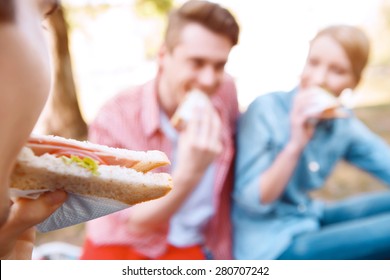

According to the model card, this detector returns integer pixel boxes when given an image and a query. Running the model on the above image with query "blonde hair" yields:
[312,25,370,84]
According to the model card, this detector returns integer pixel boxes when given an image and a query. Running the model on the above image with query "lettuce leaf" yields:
[61,155,100,176]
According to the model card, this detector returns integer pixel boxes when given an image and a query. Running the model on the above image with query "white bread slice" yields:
[11,147,172,205]
[171,89,211,130]
[305,87,349,119]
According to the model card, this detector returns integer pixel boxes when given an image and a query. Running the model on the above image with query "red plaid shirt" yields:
[85,76,239,259]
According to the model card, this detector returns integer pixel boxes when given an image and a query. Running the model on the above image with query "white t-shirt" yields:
[160,112,216,247]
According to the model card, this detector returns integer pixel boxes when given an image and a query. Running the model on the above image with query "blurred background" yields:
[34,0,390,255]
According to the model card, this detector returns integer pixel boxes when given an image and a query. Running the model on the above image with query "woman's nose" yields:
[311,68,327,88]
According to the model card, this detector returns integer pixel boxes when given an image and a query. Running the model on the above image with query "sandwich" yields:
[10,134,173,205]
[171,88,211,130]
[305,87,350,119]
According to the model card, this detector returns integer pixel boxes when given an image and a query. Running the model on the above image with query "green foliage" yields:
[135,0,174,18]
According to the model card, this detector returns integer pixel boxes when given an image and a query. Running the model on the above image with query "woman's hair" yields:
[164,0,239,52]
[312,25,370,84]
[0,0,15,23]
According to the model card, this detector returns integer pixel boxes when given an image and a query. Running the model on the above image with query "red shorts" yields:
[80,239,206,260]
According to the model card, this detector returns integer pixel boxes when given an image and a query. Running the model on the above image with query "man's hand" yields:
[0,190,67,260]
[125,105,222,233]
[175,104,222,179]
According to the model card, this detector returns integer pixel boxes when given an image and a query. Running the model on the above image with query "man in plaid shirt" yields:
[80,0,240,260]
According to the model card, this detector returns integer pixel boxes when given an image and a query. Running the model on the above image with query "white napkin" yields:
[10,188,130,232]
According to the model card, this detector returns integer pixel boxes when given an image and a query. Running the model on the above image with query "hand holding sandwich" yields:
[290,86,349,151]
[126,94,222,234]
[172,88,222,177]
[176,103,222,178]
[0,191,67,260]
[289,88,319,151]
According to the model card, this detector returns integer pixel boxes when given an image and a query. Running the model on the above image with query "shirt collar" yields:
[160,110,178,143]
[285,86,299,111]
[142,79,162,137]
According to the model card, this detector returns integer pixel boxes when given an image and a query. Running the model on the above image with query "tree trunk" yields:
[41,6,87,141]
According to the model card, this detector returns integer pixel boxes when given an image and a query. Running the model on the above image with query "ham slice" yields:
[26,135,166,171]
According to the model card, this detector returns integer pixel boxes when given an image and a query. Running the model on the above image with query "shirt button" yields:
[297,204,307,213]
[309,161,320,172]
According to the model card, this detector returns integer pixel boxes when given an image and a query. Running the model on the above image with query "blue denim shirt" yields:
[232,88,390,259]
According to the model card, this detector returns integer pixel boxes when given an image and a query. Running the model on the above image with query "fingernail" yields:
[44,191,67,205]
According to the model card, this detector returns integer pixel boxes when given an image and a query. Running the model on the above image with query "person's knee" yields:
[278,240,313,260]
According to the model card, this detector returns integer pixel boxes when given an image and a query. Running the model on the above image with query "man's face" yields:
[159,23,233,111]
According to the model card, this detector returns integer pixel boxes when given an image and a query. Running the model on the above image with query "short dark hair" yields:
[0,0,15,23]
[165,0,239,51]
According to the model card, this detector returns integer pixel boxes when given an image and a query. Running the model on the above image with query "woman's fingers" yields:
[3,191,67,238]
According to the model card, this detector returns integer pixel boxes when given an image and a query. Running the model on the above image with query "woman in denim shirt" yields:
[233,25,390,259]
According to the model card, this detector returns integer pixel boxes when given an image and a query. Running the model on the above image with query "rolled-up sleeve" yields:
[345,118,390,185]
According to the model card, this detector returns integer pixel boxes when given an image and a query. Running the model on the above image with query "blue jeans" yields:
[278,191,390,260]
